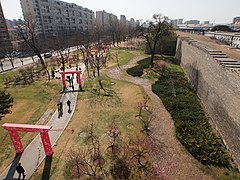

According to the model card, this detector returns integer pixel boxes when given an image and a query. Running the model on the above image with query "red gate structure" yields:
[2,123,53,156]
[59,70,82,90]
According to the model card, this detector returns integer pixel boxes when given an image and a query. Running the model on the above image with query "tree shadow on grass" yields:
[89,88,121,108]
[41,155,52,180]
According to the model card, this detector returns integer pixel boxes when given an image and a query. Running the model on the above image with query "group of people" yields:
[57,100,71,118]
[67,75,75,91]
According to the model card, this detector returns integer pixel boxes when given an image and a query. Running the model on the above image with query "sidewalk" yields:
[0,64,85,180]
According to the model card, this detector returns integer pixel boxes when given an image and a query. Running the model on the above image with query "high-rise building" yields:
[120,15,127,26]
[96,10,118,30]
[171,18,183,27]
[0,2,11,49]
[177,19,183,25]
[233,17,240,24]
[20,0,94,37]
[184,20,200,25]
[96,10,110,29]
[204,21,210,24]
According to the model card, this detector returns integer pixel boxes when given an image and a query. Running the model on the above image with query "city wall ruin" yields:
[176,37,240,168]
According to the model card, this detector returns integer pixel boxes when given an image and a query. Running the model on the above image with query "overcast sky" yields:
[1,0,240,24]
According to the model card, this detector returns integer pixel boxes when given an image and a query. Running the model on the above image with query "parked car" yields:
[44,52,52,58]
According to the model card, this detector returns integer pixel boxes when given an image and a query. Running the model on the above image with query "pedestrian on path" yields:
[16,163,26,180]
[57,102,63,118]
[0,61,3,71]
[67,100,71,113]
[70,77,73,87]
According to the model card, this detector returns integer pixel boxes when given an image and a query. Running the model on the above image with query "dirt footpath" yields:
[105,51,212,179]
[177,31,240,62]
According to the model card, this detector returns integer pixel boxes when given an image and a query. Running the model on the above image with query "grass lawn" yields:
[0,69,62,172]
[31,75,152,179]
[108,49,134,67]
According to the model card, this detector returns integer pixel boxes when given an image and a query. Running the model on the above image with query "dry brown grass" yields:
[31,77,152,179]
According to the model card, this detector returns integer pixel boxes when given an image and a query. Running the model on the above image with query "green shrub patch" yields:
[127,57,150,76]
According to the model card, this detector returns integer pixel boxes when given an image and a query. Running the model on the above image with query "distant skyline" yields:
[1,0,240,24]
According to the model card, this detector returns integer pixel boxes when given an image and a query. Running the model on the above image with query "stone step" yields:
[212,54,228,58]
[209,52,227,56]
[215,58,238,62]
[223,64,240,68]
[227,68,240,71]
[207,49,222,53]
[216,60,238,63]
[220,62,240,65]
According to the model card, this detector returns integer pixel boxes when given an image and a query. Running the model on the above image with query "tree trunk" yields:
[85,59,90,78]
[150,52,154,68]
[97,66,104,89]
[10,61,14,68]
[60,52,65,72]
[36,52,50,81]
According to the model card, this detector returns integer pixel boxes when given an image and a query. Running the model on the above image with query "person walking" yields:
[57,102,63,118]
[0,61,3,71]
[16,163,26,180]
[67,100,71,113]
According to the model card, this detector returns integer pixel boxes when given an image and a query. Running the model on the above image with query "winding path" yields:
[105,51,212,179]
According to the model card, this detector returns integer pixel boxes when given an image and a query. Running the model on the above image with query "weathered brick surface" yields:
[176,37,240,168]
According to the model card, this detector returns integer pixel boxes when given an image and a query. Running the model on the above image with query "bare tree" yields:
[109,18,118,46]
[17,14,50,80]
[47,32,72,72]
[4,48,15,69]
[140,14,173,68]
[66,124,106,179]
[93,20,105,45]
[89,46,110,90]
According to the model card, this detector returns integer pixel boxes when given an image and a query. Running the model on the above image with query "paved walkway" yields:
[0,64,85,180]
[105,51,212,179]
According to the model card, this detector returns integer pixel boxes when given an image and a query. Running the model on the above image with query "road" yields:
[0,46,79,73]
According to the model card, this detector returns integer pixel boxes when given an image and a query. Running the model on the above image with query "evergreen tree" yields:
[0,90,13,120]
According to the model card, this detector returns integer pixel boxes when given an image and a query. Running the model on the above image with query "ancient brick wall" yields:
[176,37,240,168]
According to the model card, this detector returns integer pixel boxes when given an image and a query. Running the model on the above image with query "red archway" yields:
[2,123,53,156]
[59,70,82,90]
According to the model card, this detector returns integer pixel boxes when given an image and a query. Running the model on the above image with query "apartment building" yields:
[233,17,240,24]
[20,0,94,36]
[96,10,118,30]
[120,15,127,26]
[96,10,110,29]
[0,2,11,49]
